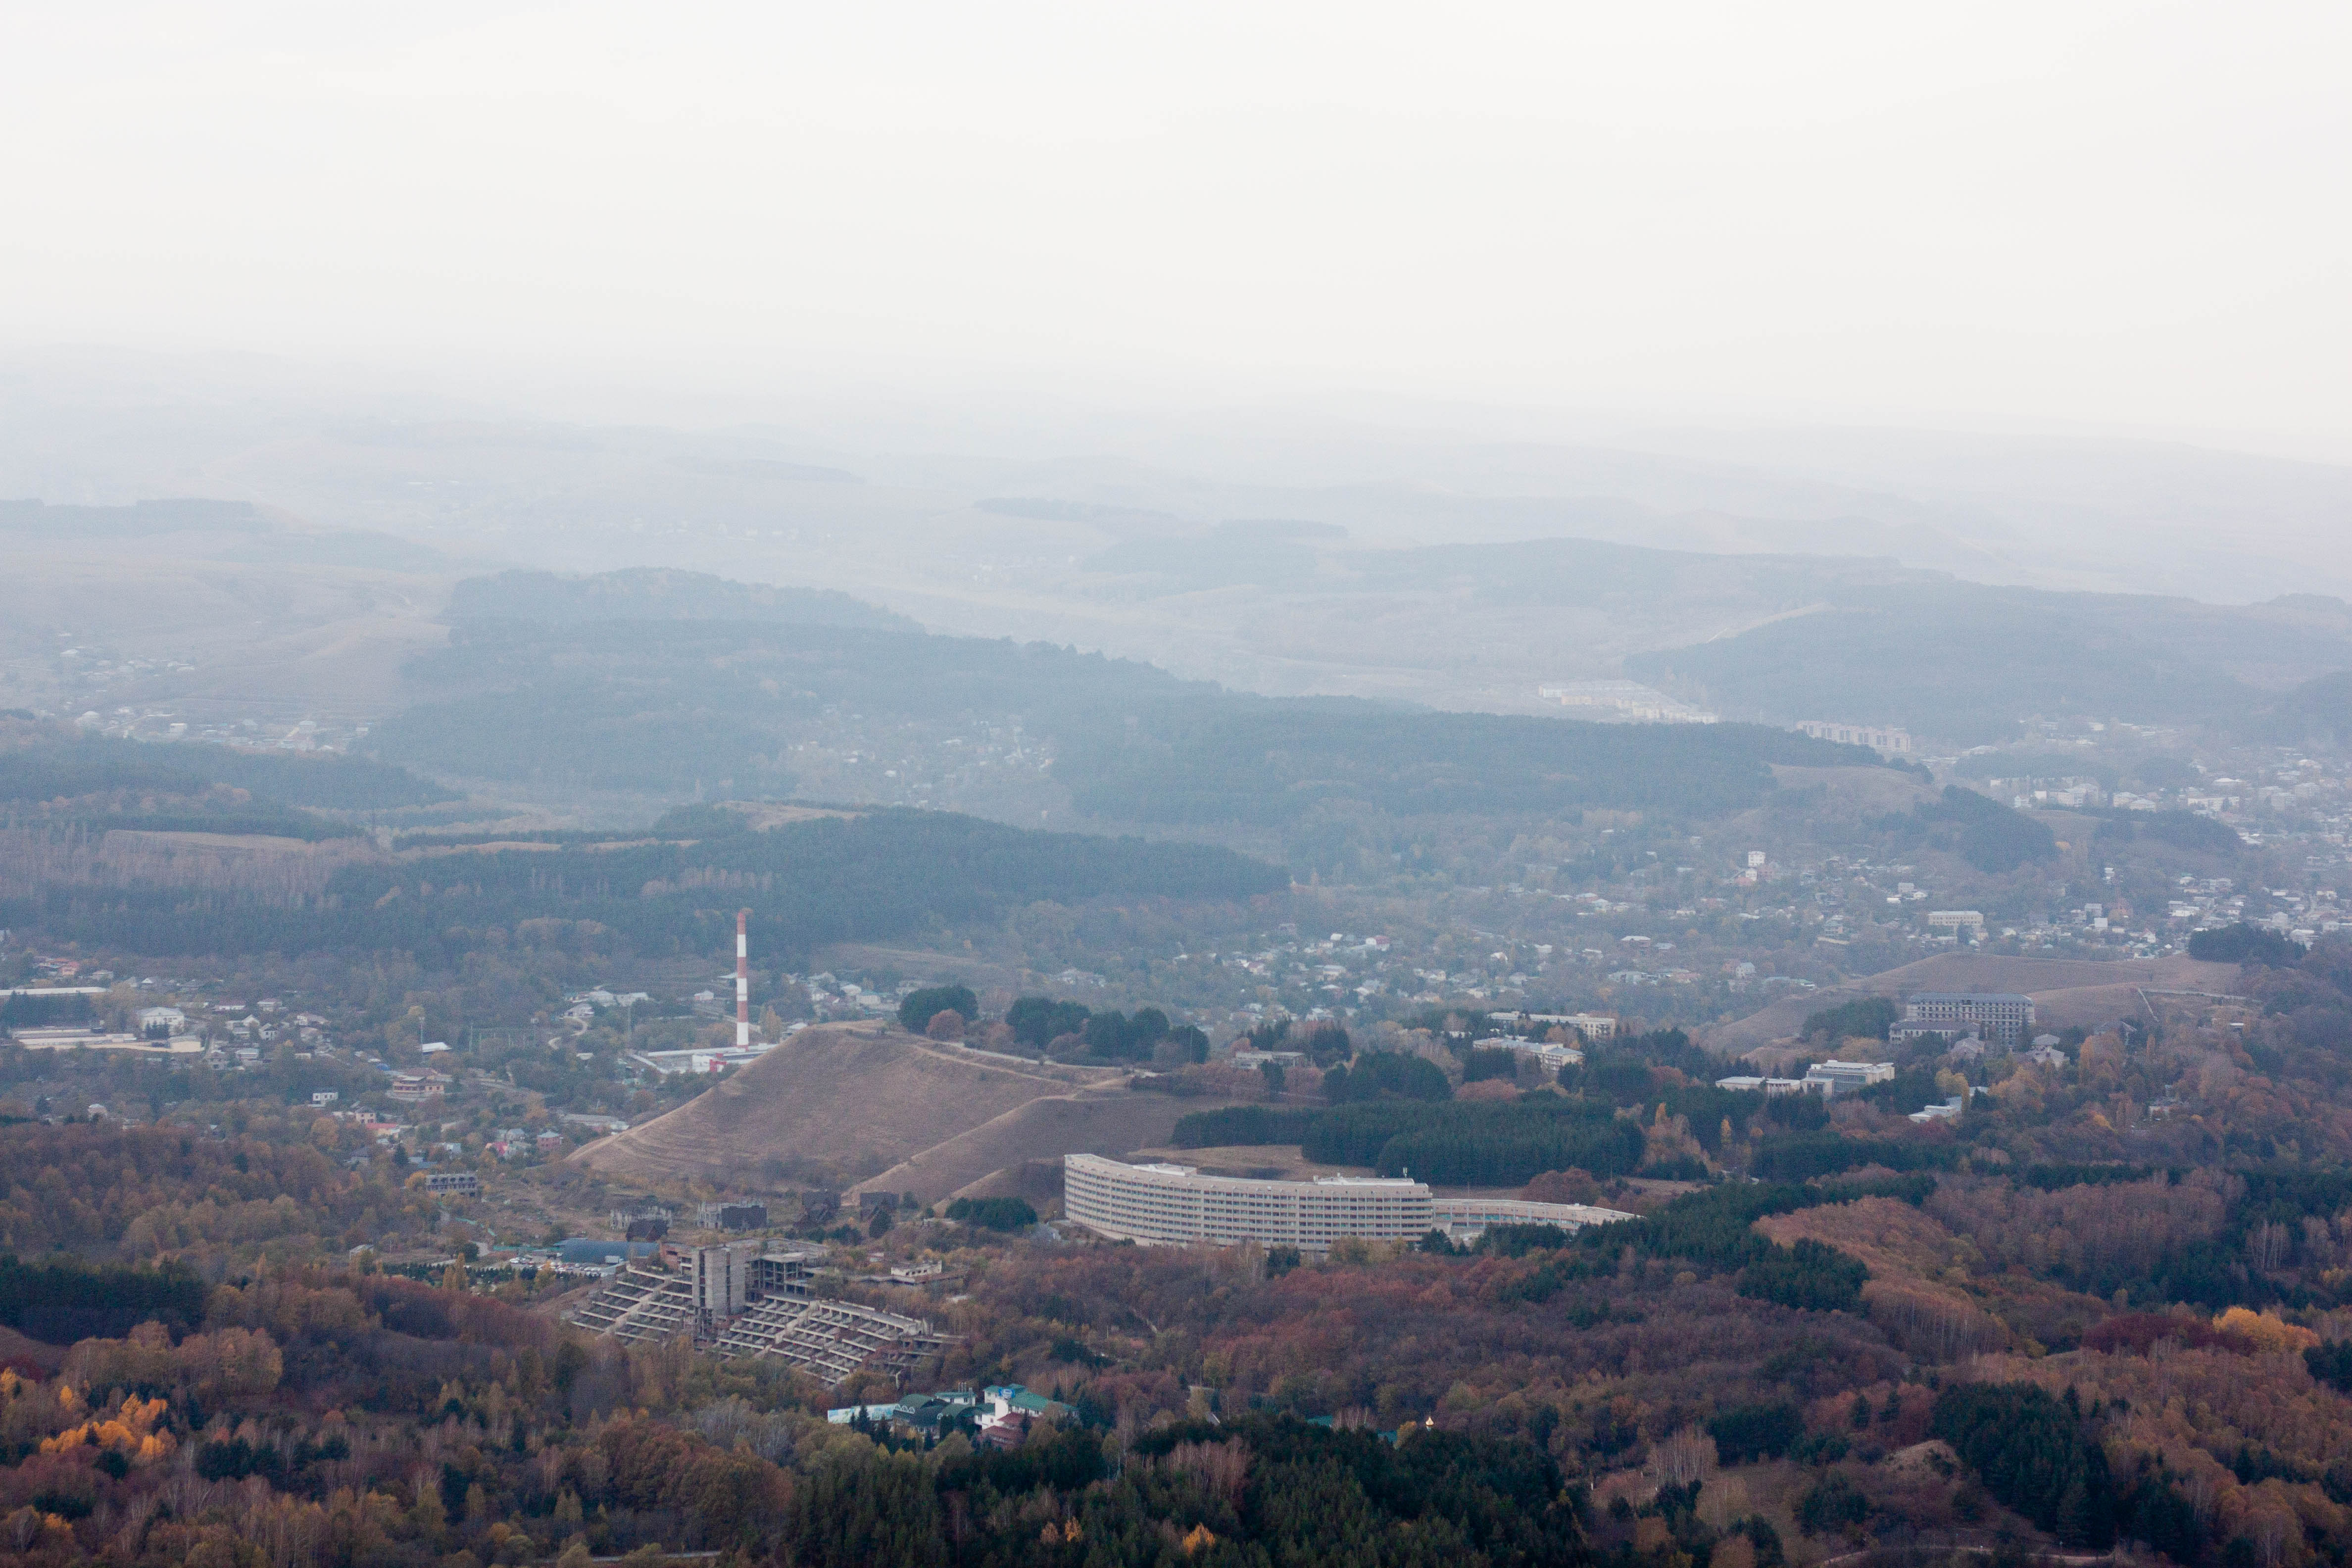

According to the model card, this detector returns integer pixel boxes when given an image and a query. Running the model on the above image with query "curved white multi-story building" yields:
[1063,1153,1634,1250]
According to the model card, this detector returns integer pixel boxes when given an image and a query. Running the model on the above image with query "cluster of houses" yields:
[1717,991,2075,1121]
[828,1385,1074,1449]
[488,1125,569,1159]
[0,985,349,1071]
[1714,1058,1897,1098]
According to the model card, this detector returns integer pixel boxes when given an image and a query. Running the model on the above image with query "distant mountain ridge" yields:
[1626,582,2352,744]
[445,568,917,632]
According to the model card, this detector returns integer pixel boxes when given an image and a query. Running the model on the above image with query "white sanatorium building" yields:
[1062,1153,1634,1250]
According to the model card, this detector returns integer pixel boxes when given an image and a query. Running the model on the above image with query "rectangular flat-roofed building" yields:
[1893,992,2036,1051]
[1802,1060,1896,1096]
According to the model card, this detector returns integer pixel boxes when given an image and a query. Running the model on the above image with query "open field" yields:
[1703,951,2244,1055]
[862,1089,1247,1206]
[0,505,465,725]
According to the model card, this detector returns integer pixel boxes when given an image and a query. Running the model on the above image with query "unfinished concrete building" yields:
[566,1243,820,1347]
[710,1295,951,1385]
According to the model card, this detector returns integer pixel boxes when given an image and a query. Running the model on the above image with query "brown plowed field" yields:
[569,1021,1127,1188]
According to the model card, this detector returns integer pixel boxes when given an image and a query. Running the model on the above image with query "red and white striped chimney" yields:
[735,909,751,1048]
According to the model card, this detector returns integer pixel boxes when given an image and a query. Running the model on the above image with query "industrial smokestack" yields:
[736,909,751,1049]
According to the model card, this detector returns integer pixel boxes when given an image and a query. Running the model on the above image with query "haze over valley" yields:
[4,8,2352,1568]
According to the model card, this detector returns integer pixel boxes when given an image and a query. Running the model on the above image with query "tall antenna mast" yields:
[736,909,752,1049]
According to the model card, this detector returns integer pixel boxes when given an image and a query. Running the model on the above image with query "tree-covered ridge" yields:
[0,1124,436,1274]
[367,615,1215,794]
[1058,706,1878,825]
[0,722,458,823]
[1873,785,2058,874]
[0,806,1286,965]
[1626,579,2352,742]
[367,579,1881,814]
[445,568,918,631]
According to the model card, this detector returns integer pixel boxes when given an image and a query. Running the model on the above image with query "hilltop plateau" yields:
[569,1021,1219,1199]
[1705,950,2246,1055]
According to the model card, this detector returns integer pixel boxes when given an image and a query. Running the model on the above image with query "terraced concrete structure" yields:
[711,1296,951,1385]
[566,1263,698,1345]
[566,1244,821,1348]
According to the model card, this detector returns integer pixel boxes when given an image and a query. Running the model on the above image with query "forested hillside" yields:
[445,568,918,632]
[368,569,1880,820]
[0,725,457,819]
[366,614,1212,796]
[0,804,1286,967]
[1628,582,2352,741]
[1057,705,1867,824]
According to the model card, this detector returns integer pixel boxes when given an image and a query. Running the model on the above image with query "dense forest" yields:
[1056,707,1873,826]
[1174,1097,1650,1186]
[0,722,458,831]
[0,803,1285,967]
[11,1149,2349,1568]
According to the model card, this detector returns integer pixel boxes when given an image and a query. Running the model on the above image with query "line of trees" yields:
[1173,1096,1648,1186]
[1001,996,1208,1062]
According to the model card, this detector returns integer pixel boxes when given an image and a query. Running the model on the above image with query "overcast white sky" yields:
[5,2,2349,450]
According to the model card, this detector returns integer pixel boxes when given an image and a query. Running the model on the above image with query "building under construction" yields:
[710,1295,952,1385]
[565,1241,951,1385]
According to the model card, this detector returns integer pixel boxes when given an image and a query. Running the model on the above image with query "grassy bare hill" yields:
[1704,952,2243,1055]
[857,1089,1246,1206]
[570,1021,1128,1188]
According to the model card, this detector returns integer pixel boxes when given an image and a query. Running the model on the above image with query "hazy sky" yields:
[7,3,2349,448]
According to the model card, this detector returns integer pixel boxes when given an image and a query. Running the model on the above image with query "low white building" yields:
[1715,1075,1813,1095]
[1428,1195,1637,1245]
[1499,1038,1584,1072]
[1802,1060,1896,1096]
[1793,720,1913,754]
[14,1029,200,1056]
[1488,1010,1617,1041]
